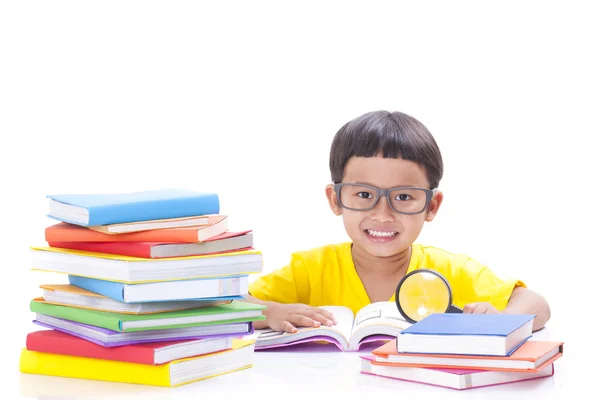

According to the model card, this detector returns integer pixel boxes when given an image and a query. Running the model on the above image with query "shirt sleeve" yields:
[247,252,311,305]
[450,257,527,310]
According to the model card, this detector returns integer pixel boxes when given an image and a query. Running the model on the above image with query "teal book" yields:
[31,299,265,332]
[46,188,219,226]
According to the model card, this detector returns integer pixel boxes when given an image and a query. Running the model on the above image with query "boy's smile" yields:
[327,154,443,259]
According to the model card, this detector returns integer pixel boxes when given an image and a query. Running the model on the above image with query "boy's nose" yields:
[370,195,396,222]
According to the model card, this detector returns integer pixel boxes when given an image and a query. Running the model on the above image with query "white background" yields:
[1,1,598,398]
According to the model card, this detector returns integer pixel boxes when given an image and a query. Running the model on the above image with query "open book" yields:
[254,302,412,351]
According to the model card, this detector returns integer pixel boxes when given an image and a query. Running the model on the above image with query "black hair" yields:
[329,110,443,189]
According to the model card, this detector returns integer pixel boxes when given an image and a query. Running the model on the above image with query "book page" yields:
[319,306,355,340]
[350,301,411,338]
[254,306,355,345]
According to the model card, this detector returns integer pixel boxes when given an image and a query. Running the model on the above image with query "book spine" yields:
[69,275,126,302]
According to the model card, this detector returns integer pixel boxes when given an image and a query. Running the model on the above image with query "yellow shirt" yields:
[248,242,525,315]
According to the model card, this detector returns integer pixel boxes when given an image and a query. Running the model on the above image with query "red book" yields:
[48,231,253,258]
[26,330,233,365]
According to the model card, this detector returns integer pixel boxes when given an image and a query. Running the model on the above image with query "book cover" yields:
[48,230,253,258]
[19,340,255,387]
[47,188,220,226]
[30,299,266,332]
[399,314,535,337]
[67,274,248,303]
[45,221,235,243]
[396,313,535,356]
[33,317,254,347]
[373,339,564,372]
[26,330,232,364]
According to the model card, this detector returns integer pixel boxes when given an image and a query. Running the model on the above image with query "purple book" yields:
[33,316,254,347]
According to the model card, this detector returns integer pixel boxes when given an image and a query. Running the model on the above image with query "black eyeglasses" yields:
[333,183,434,215]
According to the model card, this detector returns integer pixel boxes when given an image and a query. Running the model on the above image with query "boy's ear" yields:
[325,184,342,216]
[425,190,443,222]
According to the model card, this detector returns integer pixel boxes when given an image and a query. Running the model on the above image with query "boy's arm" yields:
[464,287,551,331]
[444,255,551,332]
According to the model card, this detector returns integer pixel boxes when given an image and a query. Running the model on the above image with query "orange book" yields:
[45,216,228,243]
[372,339,563,372]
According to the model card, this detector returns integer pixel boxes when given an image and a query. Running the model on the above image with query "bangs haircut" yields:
[329,110,444,189]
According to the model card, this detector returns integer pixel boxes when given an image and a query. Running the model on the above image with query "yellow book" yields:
[30,245,261,262]
[20,339,255,387]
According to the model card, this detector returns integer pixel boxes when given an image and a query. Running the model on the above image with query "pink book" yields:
[359,355,554,390]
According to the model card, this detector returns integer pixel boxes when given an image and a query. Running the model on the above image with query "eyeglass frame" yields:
[332,182,435,215]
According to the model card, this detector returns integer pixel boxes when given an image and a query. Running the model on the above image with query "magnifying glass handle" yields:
[447,304,463,313]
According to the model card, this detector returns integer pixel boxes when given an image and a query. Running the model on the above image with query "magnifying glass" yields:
[394,269,463,323]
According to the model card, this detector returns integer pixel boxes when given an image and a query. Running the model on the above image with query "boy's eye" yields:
[357,192,373,199]
[395,194,411,201]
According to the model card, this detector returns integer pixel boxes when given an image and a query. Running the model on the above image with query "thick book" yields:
[360,355,554,390]
[45,221,233,243]
[68,274,249,303]
[48,231,253,258]
[33,315,254,347]
[39,284,235,314]
[396,314,535,356]
[373,339,563,372]
[26,330,233,365]
[87,214,225,235]
[30,246,263,283]
[255,302,411,351]
[20,339,255,387]
[30,299,265,332]
[47,188,220,226]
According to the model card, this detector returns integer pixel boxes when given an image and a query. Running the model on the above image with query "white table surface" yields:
[10,325,581,400]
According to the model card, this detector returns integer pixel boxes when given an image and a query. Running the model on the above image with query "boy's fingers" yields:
[290,314,321,328]
[308,307,338,324]
[303,310,334,327]
[280,321,298,334]
[463,303,476,313]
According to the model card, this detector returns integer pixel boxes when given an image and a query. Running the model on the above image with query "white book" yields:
[254,302,412,351]
[87,214,222,234]
[40,284,234,314]
[30,246,262,283]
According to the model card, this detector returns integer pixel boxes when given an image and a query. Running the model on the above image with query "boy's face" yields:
[326,155,443,258]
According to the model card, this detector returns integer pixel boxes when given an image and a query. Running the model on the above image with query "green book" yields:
[31,300,265,332]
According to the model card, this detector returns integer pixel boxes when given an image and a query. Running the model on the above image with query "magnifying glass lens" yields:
[398,270,452,322]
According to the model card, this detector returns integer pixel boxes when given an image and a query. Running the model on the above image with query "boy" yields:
[245,110,550,333]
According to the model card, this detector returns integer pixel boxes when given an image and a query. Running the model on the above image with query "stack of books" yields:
[19,188,266,387]
[361,313,564,390]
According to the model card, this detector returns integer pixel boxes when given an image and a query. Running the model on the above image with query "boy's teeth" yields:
[367,229,397,238]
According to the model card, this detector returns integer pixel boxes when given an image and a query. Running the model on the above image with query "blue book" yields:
[46,188,219,226]
[396,313,535,356]
[68,274,248,303]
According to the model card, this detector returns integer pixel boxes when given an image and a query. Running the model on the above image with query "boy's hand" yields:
[463,302,501,314]
[265,303,337,333]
